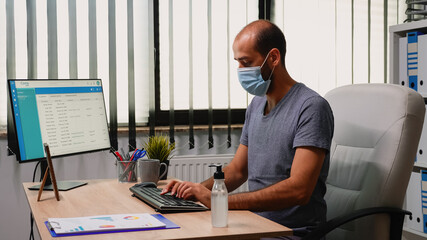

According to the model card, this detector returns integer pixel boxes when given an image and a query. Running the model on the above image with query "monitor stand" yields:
[28,161,87,191]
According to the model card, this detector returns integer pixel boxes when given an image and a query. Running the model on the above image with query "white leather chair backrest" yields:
[324,83,425,240]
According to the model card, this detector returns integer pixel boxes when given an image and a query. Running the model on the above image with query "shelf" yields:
[415,161,427,168]
[389,20,427,85]
[392,20,427,240]
[390,19,427,35]
[403,226,427,238]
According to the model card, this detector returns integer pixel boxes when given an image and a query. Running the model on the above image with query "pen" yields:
[114,151,128,169]
[129,149,138,161]
[47,222,54,231]
[114,151,124,161]
[120,148,129,161]
[111,151,119,160]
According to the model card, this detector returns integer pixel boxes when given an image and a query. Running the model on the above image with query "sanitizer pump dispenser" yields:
[209,164,228,227]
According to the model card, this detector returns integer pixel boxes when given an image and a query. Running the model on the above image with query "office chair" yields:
[303,83,425,240]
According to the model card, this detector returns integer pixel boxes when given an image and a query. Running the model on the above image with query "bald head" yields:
[235,20,286,67]
[235,20,272,40]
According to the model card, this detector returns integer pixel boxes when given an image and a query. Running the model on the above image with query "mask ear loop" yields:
[260,51,272,69]
[267,65,276,81]
[260,50,275,81]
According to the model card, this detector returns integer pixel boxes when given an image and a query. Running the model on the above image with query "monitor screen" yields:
[8,79,111,163]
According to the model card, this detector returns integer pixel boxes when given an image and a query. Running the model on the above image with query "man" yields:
[162,20,334,238]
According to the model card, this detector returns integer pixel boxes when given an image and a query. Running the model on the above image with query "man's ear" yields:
[270,48,281,67]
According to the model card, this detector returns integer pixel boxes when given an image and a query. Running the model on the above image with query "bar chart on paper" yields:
[47,213,166,235]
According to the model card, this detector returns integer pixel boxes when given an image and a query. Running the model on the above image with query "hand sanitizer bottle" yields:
[209,164,228,227]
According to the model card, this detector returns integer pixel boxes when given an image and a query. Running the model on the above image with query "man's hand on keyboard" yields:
[161,180,211,208]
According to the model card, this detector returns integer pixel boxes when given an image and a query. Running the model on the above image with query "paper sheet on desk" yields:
[48,213,166,234]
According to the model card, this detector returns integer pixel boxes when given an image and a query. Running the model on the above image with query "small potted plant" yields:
[142,134,175,180]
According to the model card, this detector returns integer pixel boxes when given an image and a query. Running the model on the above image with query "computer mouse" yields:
[134,182,157,188]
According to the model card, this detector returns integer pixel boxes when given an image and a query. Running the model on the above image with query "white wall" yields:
[0,129,241,240]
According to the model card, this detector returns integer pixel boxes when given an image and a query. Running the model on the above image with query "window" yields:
[155,0,258,126]
[159,0,258,111]
[0,0,408,131]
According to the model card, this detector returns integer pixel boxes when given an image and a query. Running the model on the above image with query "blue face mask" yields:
[237,51,275,96]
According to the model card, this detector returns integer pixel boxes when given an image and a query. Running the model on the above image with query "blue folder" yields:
[45,214,180,237]
[422,170,427,233]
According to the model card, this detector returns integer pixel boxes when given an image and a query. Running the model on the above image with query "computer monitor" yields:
[7,79,111,190]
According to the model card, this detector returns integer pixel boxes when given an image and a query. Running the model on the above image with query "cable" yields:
[29,161,41,240]
[32,161,41,182]
[29,213,34,240]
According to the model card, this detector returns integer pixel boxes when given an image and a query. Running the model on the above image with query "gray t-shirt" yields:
[240,83,334,235]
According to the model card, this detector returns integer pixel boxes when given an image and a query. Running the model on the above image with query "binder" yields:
[418,106,427,166]
[405,171,423,232]
[418,34,427,96]
[402,32,425,164]
[407,31,424,92]
[422,170,427,233]
[400,37,408,87]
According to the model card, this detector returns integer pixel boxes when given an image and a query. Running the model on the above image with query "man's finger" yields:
[161,180,177,194]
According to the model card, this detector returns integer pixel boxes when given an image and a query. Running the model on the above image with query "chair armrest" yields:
[302,207,411,240]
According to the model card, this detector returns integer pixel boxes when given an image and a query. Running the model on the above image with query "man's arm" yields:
[201,144,249,192]
[228,146,325,211]
[161,144,249,205]
[162,145,325,211]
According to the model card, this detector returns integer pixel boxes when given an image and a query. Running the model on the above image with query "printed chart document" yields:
[48,213,166,235]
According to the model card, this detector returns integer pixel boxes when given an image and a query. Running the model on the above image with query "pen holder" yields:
[117,160,138,183]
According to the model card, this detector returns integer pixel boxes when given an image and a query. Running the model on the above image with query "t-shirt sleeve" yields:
[293,96,334,152]
[240,108,250,146]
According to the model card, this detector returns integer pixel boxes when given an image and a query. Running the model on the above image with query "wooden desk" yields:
[23,179,292,239]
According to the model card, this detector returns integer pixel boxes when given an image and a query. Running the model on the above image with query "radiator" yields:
[168,154,248,193]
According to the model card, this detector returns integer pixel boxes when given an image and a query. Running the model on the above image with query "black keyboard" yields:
[130,185,209,213]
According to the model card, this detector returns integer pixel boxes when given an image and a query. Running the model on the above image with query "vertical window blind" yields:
[157,0,258,148]
[2,0,153,150]
[270,0,406,95]
[158,0,258,111]
[0,0,408,150]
